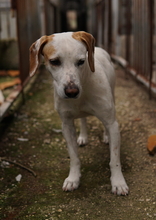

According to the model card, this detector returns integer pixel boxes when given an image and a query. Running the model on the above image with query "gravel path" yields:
[0,66,156,219]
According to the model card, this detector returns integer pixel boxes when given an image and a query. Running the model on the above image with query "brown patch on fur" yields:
[42,41,56,60]
[72,31,95,72]
[29,35,55,77]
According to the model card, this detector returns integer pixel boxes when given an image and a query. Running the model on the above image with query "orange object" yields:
[0,70,7,76]
[0,78,21,90]
[7,70,20,77]
[0,70,19,76]
[147,135,156,155]
[134,118,142,121]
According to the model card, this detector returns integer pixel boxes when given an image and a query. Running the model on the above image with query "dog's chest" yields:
[57,97,98,119]
[75,103,95,118]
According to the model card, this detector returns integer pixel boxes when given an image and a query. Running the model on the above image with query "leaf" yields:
[0,78,21,90]
[134,118,142,121]
[7,70,20,77]
[0,70,19,76]
[147,135,156,155]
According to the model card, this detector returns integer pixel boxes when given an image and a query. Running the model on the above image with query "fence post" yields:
[125,0,131,63]
[148,0,154,99]
[108,0,112,54]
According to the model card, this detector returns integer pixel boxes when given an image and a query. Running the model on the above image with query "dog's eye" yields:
[49,59,61,66]
[77,59,85,66]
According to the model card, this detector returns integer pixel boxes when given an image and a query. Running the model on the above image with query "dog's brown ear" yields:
[29,36,49,77]
[72,31,95,72]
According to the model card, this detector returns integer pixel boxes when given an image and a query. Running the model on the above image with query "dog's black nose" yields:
[64,82,79,98]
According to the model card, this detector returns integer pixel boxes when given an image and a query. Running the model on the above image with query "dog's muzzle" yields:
[64,81,79,98]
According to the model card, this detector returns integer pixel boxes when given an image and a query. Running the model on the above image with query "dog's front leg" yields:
[107,121,129,195]
[62,119,81,191]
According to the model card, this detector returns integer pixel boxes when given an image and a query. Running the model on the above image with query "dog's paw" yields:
[103,134,109,144]
[77,135,88,146]
[103,131,109,144]
[62,177,80,191]
[103,135,109,144]
[111,176,129,196]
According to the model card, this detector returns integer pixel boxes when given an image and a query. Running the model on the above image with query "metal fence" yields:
[95,0,112,53]
[44,0,60,35]
[95,0,156,98]
[0,0,60,119]
[14,0,42,84]
[0,0,17,39]
[12,0,60,84]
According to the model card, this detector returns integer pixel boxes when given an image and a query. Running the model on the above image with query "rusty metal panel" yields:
[95,0,104,47]
[128,0,154,97]
[131,1,153,77]
[118,0,132,35]
[16,0,41,84]
[44,0,61,35]
[148,0,154,97]
[95,0,155,98]
[44,0,56,35]
[95,0,112,53]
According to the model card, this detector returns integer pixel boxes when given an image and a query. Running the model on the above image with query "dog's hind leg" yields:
[62,118,81,191]
[103,129,109,144]
[77,117,88,146]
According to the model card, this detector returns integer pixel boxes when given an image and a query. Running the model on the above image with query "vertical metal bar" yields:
[6,7,10,38]
[142,0,146,77]
[95,2,98,45]
[144,0,148,79]
[101,0,104,47]
[132,0,136,69]
[135,0,138,71]
[44,0,49,34]
[108,0,112,54]
[102,0,105,49]
[16,0,27,84]
[135,0,138,72]
[137,0,140,75]
[96,1,102,47]
[139,0,143,75]
[0,8,1,39]
[133,0,136,70]
[44,0,55,35]
[138,0,141,74]
[16,0,41,84]
[144,0,148,77]
[125,0,131,63]
[133,0,138,71]
[148,0,154,99]
[95,3,98,44]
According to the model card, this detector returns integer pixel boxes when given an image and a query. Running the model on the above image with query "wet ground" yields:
[0,65,156,220]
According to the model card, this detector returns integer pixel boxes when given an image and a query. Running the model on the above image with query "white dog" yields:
[29,31,129,195]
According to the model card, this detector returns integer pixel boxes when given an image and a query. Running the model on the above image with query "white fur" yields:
[30,32,129,195]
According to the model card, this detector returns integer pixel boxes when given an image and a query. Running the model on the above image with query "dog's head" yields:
[29,31,95,99]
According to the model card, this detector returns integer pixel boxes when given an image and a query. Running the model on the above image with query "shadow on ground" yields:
[0,66,156,220]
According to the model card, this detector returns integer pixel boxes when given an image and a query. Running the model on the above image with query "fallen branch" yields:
[0,157,37,177]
